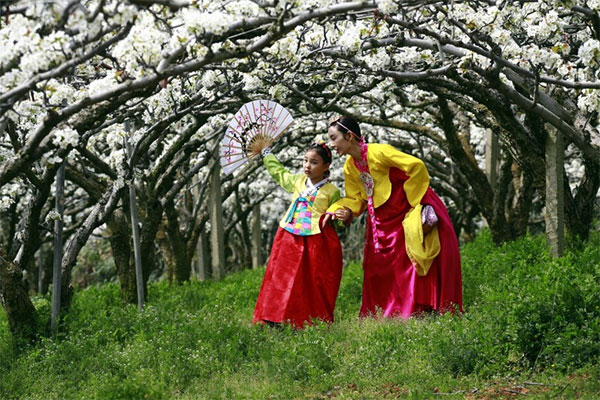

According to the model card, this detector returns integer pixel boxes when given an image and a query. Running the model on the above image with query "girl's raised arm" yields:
[263,153,299,193]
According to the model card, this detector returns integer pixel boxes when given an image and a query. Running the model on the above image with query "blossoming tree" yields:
[0,0,599,342]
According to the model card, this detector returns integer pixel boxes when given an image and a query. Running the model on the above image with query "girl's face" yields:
[327,126,352,156]
[303,149,329,182]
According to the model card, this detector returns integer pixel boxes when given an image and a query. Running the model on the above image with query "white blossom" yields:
[578,39,600,68]
[269,84,291,101]
[242,73,262,91]
[377,0,399,14]
[588,0,600,10]
[224,0,261,16]
[183,10,234,36]
[338,23,364,54]
[361,48,390,70]
[52,127,79,149]
[577,89,600,114]
[45,210,62,223]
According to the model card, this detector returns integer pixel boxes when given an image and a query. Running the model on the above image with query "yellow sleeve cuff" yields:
[403,205,441,276]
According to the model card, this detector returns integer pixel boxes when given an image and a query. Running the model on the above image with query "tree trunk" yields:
[126,155,145,311]
[156,224,175,283]
[51,161,65,335]
[38,247,53,295]
[564,153,600,242]
[251,204,262,269]
[436,95,512,244]
[163,201,192,282]
[0,254,38,344]
[489,156,518,243]
[106,210,137,304]
[507,164,535,238]
[60,183,125,313]
[209,162,225,280]
[195,230,208,281]
[229,189,253,269]
[485,129,499,188]
[139,200,163,295]
[0,201,18,259]
[544,126,565,257]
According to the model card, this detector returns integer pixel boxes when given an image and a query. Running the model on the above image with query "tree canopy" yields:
[0,0,599,341]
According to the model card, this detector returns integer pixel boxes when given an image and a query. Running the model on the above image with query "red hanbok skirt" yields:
[360,168,463,318]
[253,223,343,328]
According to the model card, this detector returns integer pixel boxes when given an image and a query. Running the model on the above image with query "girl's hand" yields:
[261,147,272,157]
[320,213,334,230]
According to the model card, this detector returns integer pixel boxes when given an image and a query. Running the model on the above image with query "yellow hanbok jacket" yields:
[326,143,440,276]
[264,154,341,235]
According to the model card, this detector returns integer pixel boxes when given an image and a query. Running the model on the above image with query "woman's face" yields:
[327,126,352,156]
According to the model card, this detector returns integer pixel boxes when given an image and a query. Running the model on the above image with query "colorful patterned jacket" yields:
[264,154,340,236]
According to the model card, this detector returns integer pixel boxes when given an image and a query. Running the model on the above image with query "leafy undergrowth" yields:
[0,231,599,399]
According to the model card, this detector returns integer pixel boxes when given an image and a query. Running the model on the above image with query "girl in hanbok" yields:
[322,116,462,319]
[253,143,343,328]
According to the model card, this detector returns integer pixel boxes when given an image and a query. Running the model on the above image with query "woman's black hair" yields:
[329,115,361,140]
[307,142,332,164]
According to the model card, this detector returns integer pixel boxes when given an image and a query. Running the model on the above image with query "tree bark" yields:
[106,209,137,304]
[60,183,125,313]
[544,126,565,257]
[564,153,600,242]
[251,204,262,269]
[436,95,513,244]
[195,230,208,280]
[0,253,38,343]
[51,161,65,335]
[507,164,535,238]
[163,200,192,282]
[157,224,175,283]
[485,129,499,188]
[209,161,225,280]
[139,200,163,295]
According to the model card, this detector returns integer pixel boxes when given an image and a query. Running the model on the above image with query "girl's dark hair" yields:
[329,115,361,140]
[307,142,332,164]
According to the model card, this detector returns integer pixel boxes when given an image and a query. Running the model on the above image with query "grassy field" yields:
[1,231,599,399]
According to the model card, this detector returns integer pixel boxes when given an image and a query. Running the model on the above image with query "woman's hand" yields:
[335,207,353,226]
[321,207,353,230]
[421,204,438,235]
[422,220,438,235]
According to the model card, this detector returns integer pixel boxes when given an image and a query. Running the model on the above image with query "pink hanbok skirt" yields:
[360,168,463,318]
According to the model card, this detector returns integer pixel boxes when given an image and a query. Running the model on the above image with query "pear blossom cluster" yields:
[0,0,599,280]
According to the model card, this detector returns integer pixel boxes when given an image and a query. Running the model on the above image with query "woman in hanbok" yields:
[322,116,462,318]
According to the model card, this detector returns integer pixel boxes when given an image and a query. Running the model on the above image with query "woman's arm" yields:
[326,159,367,215]
[378,144,430,207]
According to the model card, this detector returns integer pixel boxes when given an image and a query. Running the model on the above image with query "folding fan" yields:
[220,100,294,175]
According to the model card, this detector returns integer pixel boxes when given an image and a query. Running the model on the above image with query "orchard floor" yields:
[1,231,599,399]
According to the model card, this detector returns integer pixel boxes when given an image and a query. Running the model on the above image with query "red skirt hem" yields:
[253,224,343,329]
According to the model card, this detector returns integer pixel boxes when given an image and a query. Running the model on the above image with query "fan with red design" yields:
[220,100,294,175]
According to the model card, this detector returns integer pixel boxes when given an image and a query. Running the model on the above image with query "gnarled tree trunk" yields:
[106,209,137,304]
[564,154,600,242]
[0,253,38,344]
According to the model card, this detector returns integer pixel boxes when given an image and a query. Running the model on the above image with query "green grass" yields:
[1,231,599,399]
